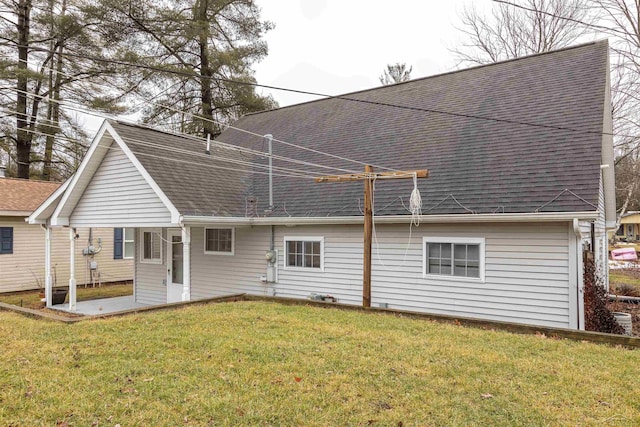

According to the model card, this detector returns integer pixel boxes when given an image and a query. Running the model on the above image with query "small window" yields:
[140,228,162,264]
[0,227,13,255]
[423,237,484,281]
[204,228,234,255]
[114,228,135,260]
[124,228,135,259]
[284,236,324,270]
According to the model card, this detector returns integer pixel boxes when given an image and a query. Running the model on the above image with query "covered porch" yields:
[50,295,149,315]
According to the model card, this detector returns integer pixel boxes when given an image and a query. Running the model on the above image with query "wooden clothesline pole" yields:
[315,165,429,307]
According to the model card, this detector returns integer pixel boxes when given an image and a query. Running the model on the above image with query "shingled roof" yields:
[114,41,610,218]
[0,178,61,215]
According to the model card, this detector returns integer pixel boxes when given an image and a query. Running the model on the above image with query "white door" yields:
[167,229,184,303]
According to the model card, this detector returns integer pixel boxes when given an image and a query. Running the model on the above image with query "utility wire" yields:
[6,55,390,172]
[0,90,359,176]
[8,43,632,140]
[0,105,321,178]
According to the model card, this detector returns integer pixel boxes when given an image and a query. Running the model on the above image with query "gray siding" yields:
[271,223,571,328]
[160,222,573,328]
[134,228,166,304]
[70,142,172,227]
[0,218,132,293]
[190,226,269,299]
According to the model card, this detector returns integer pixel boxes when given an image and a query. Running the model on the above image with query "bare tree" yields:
[379,63,412,85]
[452,0,592,65]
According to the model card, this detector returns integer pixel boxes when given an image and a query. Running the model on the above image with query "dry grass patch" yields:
[1,301,639,426]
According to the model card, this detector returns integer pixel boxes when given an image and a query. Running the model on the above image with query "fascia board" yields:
[49,120,111,226]
[107,124,182,225]
[27,178,70,224]
[182,211,600,226]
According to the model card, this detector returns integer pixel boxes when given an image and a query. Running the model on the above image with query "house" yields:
[0,173,133,293]
[616,212,640,241]
[29,41,615,329]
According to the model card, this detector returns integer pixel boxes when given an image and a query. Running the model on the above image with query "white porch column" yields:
[44,225,52,308]
[181,225,191,301]
[69,228,77,311]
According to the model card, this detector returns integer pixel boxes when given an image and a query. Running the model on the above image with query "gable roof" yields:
[0,178,61,216]
[217,40,610,217]
[51,41,611,223]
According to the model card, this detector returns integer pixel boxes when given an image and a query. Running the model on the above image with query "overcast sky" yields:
[253,0,487,107]
[81,0,485,131]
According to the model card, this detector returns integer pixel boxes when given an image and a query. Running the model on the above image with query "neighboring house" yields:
[0,174,133,293]
[617,212,640,241]
[29,41,615,330]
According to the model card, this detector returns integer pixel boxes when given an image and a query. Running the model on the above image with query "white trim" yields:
[49,120,181,227]
[203,227,235,256]
[139,228,162,264]
[27,178,70,224]
[283,236,325,271]
[106,124,181,224]
[422,236,486,283]
[122,227,134,260]
[50,121,111,226]
[183,211,599,227]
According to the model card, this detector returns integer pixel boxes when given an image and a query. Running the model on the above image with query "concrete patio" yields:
[51,295,149,316]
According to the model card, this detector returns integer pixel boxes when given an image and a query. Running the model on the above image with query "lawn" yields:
[609,269,640,296]
[1,301,639,426]
[0,282,132,309]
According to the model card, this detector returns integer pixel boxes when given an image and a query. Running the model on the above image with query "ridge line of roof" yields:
[242,40,607,117]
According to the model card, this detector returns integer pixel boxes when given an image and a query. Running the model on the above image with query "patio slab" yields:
[51,295,148,315]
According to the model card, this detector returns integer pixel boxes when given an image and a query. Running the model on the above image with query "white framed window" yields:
[204,228,235,255]
[423,237,485,282]
[284,236,324,270]
[140,228,162,264]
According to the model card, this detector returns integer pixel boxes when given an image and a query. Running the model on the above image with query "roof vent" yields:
[0,165,5,178]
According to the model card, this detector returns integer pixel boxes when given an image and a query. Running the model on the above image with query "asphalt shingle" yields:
[112,41,609,218]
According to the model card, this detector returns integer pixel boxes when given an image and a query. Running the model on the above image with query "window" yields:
[284,236,324,270]
[204,228,234,255]
[140,228,162,264]
[114,228,135,260]
[0,227,13,255]
[423,237,484,281]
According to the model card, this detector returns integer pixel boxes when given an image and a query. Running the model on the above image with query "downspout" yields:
[572,219,585,330]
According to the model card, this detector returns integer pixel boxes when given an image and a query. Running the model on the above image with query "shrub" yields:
[583,256,625,334]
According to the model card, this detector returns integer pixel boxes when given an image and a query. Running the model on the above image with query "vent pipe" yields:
[0,165,5,178]
[206,134,211,155]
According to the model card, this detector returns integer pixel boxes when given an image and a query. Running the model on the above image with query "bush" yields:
[583,256,625,334]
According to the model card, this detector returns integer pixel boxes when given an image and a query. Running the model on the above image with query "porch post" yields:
[69,228,77,311]
[181,225,191,301]
[44,225,52,308]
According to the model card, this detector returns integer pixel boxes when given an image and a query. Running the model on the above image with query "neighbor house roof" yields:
[0,178,61,216]
[45,40,612,221]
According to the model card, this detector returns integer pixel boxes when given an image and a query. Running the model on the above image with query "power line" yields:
[4,58,390,173]
[10,43,633,141]
[492,0,631,38]
[0,87,363,175]
[0,105,322,178]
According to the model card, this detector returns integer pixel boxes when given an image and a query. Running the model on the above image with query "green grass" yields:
[1,301,639,426]
[0,283,132,309]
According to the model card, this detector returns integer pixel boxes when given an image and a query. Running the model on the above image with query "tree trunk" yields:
[197,0,216,138]
[43,0,66,181]
[16,0,32,179]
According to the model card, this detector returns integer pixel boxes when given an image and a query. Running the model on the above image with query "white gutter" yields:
[183,211,599,226]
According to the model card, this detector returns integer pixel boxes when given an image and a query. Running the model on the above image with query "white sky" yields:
[253,0,486,107]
